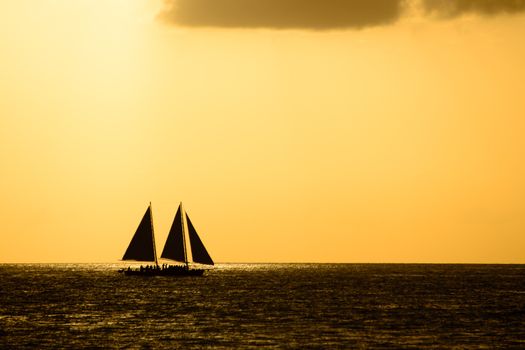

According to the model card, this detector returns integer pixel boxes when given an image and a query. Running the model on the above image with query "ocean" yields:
[0,263,524,348]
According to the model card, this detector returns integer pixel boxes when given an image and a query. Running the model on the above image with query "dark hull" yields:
[119,268,205,277]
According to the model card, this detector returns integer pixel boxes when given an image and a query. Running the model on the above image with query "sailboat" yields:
[119,202,214,276]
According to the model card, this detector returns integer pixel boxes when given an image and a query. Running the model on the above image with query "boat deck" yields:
[119,267,205,277]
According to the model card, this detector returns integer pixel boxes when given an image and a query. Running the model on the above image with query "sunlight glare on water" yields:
[1,263,524,348]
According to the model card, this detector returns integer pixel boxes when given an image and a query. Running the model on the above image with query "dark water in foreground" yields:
[1,264,524,349]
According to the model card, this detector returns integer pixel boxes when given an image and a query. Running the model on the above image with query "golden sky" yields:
[1,0,524,263]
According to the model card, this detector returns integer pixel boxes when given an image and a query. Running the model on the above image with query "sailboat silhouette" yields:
[120,202,213,276]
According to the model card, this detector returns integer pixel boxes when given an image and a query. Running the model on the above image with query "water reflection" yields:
[0,263,524,348]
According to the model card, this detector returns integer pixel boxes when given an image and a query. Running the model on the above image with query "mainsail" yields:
[122,206,156,262]
[160,204,186,263]
[186,213,214,266]
[159,203,214,266]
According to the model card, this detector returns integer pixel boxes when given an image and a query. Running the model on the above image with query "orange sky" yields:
[1,0,524,263]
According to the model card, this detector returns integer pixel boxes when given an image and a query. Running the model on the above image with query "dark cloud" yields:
[159,0,407,30]
[423,0,525,17]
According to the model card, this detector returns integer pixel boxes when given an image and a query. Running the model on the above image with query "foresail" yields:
[122,206,156,262]
[186,213,214,265]
[161,204,186,263]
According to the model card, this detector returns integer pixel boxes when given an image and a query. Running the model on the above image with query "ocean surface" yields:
[1,264,524,349]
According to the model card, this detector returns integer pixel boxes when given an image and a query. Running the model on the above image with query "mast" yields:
[180,202,189,269]
[150,202,158,266]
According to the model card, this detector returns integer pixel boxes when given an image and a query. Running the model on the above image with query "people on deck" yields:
[124,263,197,275]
